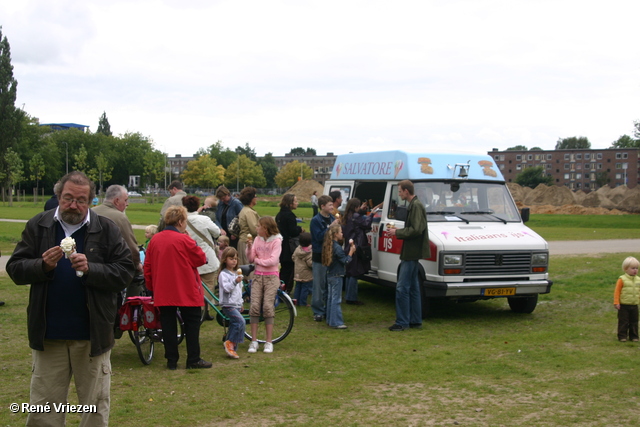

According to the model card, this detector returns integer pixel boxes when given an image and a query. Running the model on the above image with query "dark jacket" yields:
[276,207,302,263]
[342,211,373,276]
[7,209,134,356]
[216,197,243,233]
[395,196,430,261]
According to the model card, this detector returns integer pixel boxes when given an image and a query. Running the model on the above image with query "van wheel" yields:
[419,285,432,319]
[507,295,538,314]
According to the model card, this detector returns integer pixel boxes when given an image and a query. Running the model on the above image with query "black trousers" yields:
[617,304,639,341]
[160,306,202,365]
[280,260,295,293]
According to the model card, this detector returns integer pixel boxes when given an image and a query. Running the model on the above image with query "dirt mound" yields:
[283,180,324,203]
[573,190,587,204]
[618,188,640,213]
[523,184,576,206]
[581,191,615,208]
[607,185,631,205]
[528,204,626,215]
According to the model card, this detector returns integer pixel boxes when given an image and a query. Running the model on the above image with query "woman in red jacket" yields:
[144,206,211,370]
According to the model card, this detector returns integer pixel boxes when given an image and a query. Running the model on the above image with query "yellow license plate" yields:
[483,287,515,296]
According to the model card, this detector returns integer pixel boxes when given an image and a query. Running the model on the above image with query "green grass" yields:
[527,214,640,241]
[2,252,639,426]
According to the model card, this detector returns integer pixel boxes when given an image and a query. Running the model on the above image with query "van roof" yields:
[330,151,504,181]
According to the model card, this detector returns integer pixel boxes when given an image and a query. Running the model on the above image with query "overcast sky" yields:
[2,0,639,158]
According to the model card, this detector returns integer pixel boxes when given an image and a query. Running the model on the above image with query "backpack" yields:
[228,216,241,238]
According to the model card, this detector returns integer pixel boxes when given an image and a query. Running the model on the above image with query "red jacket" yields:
[144,228,206,307]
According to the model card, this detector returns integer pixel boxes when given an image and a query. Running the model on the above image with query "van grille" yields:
[464,252,531,275]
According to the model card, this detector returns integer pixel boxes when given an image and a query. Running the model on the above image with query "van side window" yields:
[388,185,408,220]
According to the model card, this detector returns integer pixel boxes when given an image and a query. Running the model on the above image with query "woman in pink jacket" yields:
[144,206,211,370]
[246,216,282,354]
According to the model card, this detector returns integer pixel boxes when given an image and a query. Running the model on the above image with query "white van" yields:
[324,150,551,316]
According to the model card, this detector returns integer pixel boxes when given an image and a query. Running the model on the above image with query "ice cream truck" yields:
[324,150,552,317]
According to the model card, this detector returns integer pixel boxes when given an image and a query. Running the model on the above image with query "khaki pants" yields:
[27,340,111,427]
[249,274,280,324]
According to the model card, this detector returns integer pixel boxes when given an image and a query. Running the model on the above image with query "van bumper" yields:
[423,279,553,298]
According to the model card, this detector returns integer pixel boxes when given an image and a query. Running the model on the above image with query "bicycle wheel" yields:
[130,321,154,365]
[244,292,295,344]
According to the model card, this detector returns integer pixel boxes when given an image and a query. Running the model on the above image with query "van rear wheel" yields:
[507,295,538,314]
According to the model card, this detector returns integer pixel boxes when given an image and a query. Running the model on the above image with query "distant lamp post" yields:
[61,141,68,174]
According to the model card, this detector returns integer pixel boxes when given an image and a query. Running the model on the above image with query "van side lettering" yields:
[344,161,394,176]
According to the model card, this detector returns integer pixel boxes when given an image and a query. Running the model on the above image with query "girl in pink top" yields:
[246,216,282,353]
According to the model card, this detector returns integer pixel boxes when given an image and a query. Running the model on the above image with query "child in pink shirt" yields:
[246,216,282,353]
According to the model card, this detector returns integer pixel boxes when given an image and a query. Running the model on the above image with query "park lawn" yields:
[1,252,638,426]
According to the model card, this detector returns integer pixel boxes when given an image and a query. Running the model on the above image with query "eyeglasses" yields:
[61,196,89,206]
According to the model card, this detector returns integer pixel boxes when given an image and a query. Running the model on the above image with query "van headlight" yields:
[531,253,548,273]
[532,253,548,265]
[443,254,462,266]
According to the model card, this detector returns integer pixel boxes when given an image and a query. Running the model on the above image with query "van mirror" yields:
[520,207,530,223]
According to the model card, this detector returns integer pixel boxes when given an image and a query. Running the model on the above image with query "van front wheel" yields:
[507,295,538,314]
[419,285,431,319]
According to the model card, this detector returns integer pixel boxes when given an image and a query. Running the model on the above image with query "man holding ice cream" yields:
[7,171,134,426]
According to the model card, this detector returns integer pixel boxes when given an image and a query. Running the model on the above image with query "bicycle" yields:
[118,277,185,365]
[202,264,297,344]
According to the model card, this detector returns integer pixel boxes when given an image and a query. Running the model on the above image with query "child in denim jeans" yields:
[218,247,245,358]
[321,224,355,329]
[292,232,313,307]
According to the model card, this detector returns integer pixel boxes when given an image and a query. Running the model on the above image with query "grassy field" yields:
[1,251,639,426]
[0,201,638,424]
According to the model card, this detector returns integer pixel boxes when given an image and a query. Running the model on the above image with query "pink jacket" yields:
[247,234,283,274]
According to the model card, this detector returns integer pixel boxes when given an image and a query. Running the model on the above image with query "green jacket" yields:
[396,195,430,261]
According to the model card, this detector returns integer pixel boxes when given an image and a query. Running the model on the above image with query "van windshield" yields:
[388,181,521,223]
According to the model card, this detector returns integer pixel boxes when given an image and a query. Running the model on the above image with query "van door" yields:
[325,181,354,213]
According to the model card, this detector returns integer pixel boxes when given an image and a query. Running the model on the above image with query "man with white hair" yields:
[93,185,142,277]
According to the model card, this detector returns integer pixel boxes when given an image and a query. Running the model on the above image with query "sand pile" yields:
[508,183,637,215]
[283,179,324,203]
[523,184,576,206]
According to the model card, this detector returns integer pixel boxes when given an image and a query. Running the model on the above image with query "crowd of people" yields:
[6,173,432,426]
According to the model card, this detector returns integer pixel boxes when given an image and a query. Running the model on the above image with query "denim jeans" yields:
[222,306,246,344]
[326,276,345,327]
[395,260,422,328]
[294,281,313,306]
[311,261,328,317]
[345,276,358,301]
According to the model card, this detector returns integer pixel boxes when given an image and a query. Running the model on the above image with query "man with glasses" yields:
[7,171,134,426]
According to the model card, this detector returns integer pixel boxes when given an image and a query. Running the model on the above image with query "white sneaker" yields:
[263,342,274,353]
[248,341,259,353]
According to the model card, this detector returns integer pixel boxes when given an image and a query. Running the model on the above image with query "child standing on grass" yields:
[292,232,313,307]
[614,256,640,342]
[218,247,245,359]
[246,216,282,353]
[322,224,355,329]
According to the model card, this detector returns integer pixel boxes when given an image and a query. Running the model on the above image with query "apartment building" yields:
[272,152,337,186]
[489,148,639,190]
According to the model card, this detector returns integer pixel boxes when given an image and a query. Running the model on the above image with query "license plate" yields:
[483,287,515,296]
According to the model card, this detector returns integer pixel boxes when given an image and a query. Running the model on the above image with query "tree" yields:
[5,148,23,206]
[182,154,225,189]
[88,152,113,196]
[29,153,45,203]
[207,140,237,168]
[235,143,257,161]
[595,171,610,188]
[506,145,528,151]
[288,147,306,156]
[555,136,591,150]
[73,145,90,173]
[257,152,278,188]
[224,155,266,190]
[514,166,553,189]
[610,134,639,149]
[274,160,314,188]
[0,26,20,197]
[530,147,543,151]
[305,147,316,156]
[96,111,112,136]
